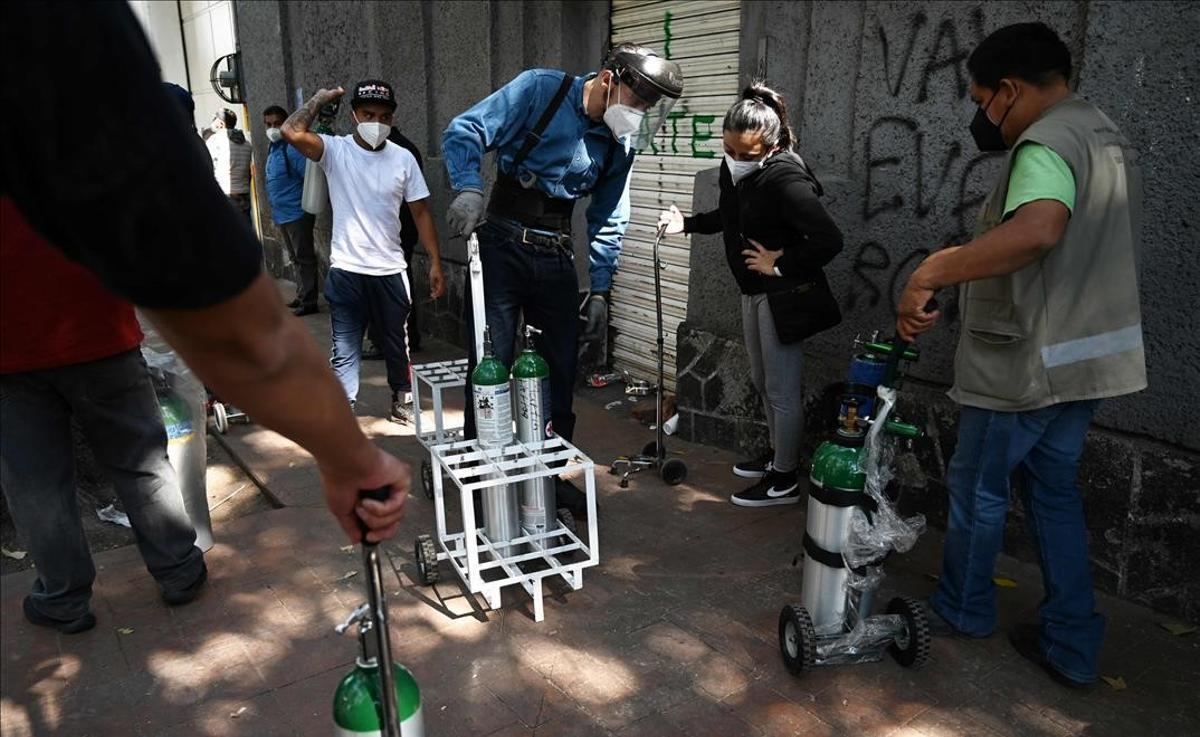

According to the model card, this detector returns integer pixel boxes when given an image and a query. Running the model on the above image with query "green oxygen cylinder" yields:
[512,325,555,538]
[332,658,424,736]
[332,605,424,736]
[472,327,513,448]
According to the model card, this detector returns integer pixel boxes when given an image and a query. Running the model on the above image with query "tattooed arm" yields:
[281,87,344,161]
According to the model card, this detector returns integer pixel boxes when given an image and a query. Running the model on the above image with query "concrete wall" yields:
[235,0,609,344]
[675,1,1200,622]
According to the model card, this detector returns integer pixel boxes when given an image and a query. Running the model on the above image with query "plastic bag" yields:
[815,614,907,666]
[842,386,926,572]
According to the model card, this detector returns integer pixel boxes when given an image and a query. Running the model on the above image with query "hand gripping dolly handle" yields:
[882,298,939,388]
[358,486,402,737]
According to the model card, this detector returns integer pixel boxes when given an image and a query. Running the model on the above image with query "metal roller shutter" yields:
[610,0,741,391]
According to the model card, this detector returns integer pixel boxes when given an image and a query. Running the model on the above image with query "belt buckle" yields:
[521,228,536,246]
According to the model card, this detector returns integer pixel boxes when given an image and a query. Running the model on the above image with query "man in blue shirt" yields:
[443,43,682,509]
[263,105,319,316]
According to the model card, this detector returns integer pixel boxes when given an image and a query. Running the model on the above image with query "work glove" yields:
[447,189,484,237]
[579,291,609,346]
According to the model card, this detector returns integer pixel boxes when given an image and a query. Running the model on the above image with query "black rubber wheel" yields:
[779,603,817,676]
[661,458,688,486]
[886,596,931,668]
[421,459,434,500]
[414,534,439,585]
[641,440,661,459]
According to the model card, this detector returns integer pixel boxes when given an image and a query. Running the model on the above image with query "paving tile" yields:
[722,681,837,737]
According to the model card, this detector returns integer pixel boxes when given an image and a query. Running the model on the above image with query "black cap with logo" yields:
[351,79,397,111]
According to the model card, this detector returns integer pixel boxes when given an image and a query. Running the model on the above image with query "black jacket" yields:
[684,151,843,296]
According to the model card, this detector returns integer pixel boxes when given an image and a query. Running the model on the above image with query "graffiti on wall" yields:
[844,6,1001,316]
[647,10,721,159]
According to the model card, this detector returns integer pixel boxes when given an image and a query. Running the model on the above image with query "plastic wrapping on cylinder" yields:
[142,346,213,551]
[843,386,926,572]
[815,614,907,665]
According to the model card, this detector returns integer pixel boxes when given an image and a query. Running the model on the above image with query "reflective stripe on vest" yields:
[1040,324,1144,369]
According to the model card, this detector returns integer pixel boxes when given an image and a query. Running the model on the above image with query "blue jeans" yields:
[0,350,204,619]
[931,399,1104,682]
[324,267,411,402]
[463,220,579,441]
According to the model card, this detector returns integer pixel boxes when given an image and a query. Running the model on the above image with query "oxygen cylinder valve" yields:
[524,324,543,346]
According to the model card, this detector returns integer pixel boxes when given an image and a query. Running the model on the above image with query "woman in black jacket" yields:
[658,83,843,507]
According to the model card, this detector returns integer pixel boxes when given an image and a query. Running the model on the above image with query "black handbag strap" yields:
[511,73,575,173]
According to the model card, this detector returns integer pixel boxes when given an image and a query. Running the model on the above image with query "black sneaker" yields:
[732,450,774,479]
[162,562,208,606]
[730,468,801,507]
[1009,623,1093,690]
[286,298,301,309]
[390,393,413,424]
[23,597,96,634]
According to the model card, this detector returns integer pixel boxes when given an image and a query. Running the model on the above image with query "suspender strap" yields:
[511,73,575,173]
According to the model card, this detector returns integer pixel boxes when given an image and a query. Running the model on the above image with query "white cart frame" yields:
[423,435,598,622]
[409,233,599,622]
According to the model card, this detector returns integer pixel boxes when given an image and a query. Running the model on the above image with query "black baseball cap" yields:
[352,79,396,110]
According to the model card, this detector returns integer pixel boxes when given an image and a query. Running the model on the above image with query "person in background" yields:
[264,105,320,316]
[388,125,427,353]
[3,1,410,550]
[207,107,254,222]
[1,199,208,634]
[896,22,1145,689]
[658,83,843,508]
[281,80,446,423]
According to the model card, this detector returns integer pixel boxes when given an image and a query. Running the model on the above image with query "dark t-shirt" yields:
[387,128,424,251]
[0,1,262,310]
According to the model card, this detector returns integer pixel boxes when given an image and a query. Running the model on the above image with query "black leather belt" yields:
[488,218,572,252]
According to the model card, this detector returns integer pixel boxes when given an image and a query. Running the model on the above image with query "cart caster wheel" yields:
[421,459,434,500]
[661,458,687,486]
[556,507,577,535]
[641,441,661,458]
[414,534,439,586]
[886,596,931,669]
[779,603,817,676]
[212,402,229,434]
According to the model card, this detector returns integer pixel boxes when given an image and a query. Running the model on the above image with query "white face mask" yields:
[601,76,645,142]
[265,127,282,143]
[725,153,766,184]
[353,114,389,149]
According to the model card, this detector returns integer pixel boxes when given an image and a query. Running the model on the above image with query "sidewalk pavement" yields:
[2,307,1197,737]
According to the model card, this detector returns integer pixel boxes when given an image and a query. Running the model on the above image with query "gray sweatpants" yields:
[0,349,203,620]
[742,293,805,473]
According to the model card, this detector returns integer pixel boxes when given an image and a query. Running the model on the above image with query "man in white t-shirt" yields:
[281,79,445,423]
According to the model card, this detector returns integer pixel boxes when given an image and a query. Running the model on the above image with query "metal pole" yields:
[359,489,401,737]
[653,224,666,463]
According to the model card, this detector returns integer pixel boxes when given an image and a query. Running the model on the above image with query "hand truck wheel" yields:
[661,458,687,486]
[641,440,660,459]
[420,459,434,500]
[414,534,439,585]
[212,402,229,434]
[886,596,931,668]
[779,603,817,676]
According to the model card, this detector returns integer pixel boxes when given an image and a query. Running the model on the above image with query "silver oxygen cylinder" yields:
[800,488,856,636]
[512,326,557,541]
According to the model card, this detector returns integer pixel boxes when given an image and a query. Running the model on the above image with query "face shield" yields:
[603,50,684,151]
